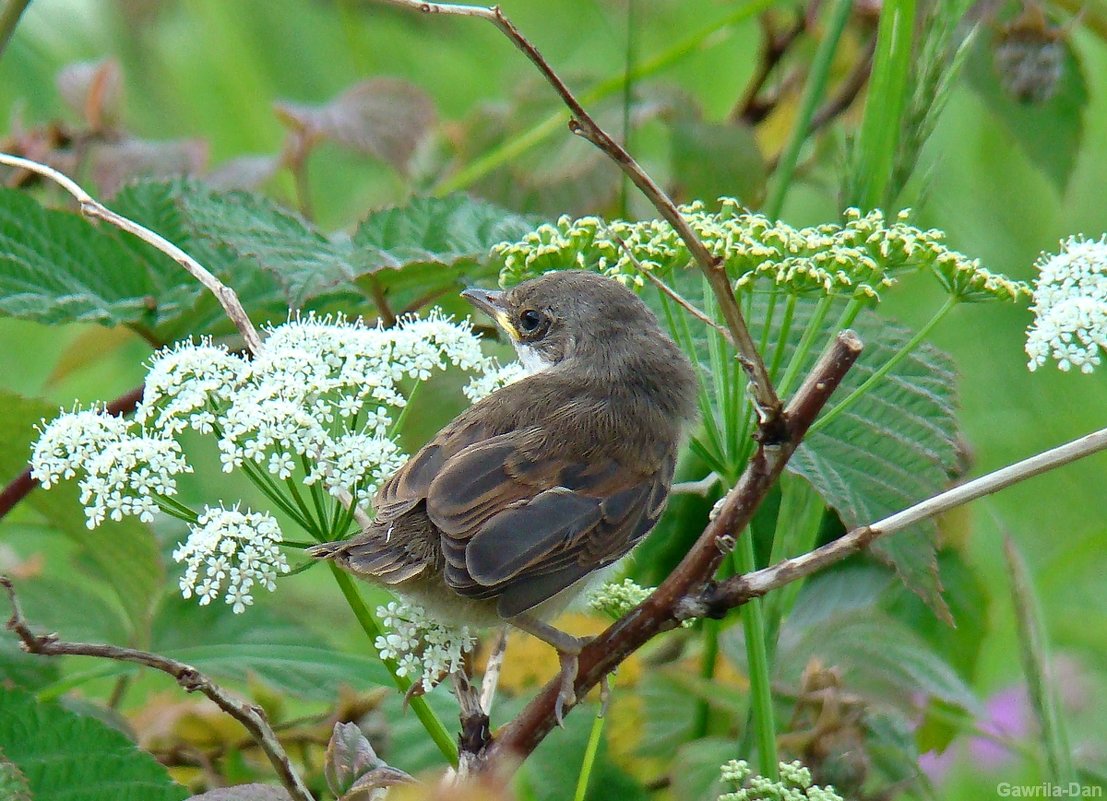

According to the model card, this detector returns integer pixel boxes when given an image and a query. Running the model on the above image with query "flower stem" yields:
[733,535,778,780]
[810,295,956,433]
[572,674,614,801]
[154,498,199,524]
[691,619,720,739]
[777,294,834,397]
[328,564,459,766]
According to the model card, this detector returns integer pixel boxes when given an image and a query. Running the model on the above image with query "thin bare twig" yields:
[1,576,311,801]
[0,384,145,521]
[378,0,784,431]
[703,424,1107,610]
[0,153,263,354]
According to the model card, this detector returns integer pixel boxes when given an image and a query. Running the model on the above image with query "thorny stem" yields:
[380,0,784,432]
[1,576,313,801]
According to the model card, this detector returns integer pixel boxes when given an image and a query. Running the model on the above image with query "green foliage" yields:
[787,311,960,613]
[1005,537,1076,784]
[965,27,1088,194]
[0,686,187,801]
[0,391,164,638]
[0,186,195,330]
[184,186,534,308]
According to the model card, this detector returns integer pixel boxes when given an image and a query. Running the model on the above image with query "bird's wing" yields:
[425,431,675,618]
[371,419,487,519]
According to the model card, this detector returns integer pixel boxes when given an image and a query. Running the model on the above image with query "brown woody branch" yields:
[734,10,809,125]
[486,330,863,763]
[1,576,312,801]
[379,0,784,433]
[701,423,1107,612]
[0,384,145,520]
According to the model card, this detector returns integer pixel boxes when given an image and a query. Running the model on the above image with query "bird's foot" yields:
[555,649,579,728]
[509,614,593,727]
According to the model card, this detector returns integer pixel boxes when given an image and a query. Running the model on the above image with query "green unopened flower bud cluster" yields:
[493,200,1028,305]
[717,759,843,801]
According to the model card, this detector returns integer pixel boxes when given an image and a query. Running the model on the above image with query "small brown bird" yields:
[310,270,697,720]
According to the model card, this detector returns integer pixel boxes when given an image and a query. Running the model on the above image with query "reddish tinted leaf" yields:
[56,59,123,132]
[87,137,208,196]
[275,78,436,173]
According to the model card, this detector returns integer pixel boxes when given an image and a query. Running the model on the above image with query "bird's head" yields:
[462,271,661,371]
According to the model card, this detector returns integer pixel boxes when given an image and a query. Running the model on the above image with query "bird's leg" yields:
[510,615,592,726]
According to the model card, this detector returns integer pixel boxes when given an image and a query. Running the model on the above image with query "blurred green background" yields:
[1,0,1106,797]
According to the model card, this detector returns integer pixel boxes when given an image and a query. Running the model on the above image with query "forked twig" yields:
[1,576,310,801]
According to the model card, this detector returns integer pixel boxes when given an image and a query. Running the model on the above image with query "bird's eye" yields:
[518,309,544,333]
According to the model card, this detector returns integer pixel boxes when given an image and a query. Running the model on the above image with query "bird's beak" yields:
[461,287,519,340]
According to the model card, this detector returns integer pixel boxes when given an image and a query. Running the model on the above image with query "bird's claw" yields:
[554,651,579,727]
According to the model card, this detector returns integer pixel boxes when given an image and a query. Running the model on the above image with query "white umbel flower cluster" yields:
[1026,235,1107,373]
[375,601,475,691]
[173,505,289,613]
[30,406,191,529]
[30,310,521,612]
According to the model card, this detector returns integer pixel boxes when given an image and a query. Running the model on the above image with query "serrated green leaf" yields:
[178,186,355,308]
[786,310,960,617]
[965,29,1088,193]
[0,187,163,327]
[0,686,187,801]
[0,632,59,692]
[178,186,532,310]
[350,195,536,314]
[148,596,391,700]
[773,610,982,715]
[350,194,534,270]
[0,391,163,638]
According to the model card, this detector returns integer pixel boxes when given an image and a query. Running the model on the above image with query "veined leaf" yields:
[0,391,164,639]
[0,686,187,801]
[0,187,171,327]
[182,186,532,308]
[150,596,392,700]
[351,194,537,312]
[159,645,392,701]
[784,308,959,617]
[772,610,982,714]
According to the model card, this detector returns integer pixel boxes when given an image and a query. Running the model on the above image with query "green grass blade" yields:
[1003,537,1076,784]
[851,0,917,210]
